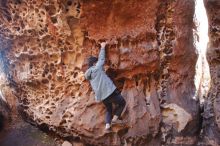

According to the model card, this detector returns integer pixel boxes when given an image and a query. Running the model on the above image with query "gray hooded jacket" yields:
[85,47,116,102]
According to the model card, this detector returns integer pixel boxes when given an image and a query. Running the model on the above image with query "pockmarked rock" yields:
[0,0,201,145]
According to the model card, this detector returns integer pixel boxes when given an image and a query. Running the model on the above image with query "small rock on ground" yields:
[62,141,72,146]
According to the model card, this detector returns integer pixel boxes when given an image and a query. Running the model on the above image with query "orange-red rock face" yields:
[0,0,200,145]
[81,0,159,41]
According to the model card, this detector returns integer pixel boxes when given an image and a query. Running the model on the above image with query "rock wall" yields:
[202,0,220,145]
[0,36,15,131]
[0,0,200,145]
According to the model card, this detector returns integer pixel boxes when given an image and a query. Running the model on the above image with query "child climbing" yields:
[85,42,126,132]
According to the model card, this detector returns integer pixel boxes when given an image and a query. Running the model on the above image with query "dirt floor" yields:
[0,114,60,146]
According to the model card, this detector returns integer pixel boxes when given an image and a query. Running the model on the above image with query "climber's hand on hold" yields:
[100,42,107,48]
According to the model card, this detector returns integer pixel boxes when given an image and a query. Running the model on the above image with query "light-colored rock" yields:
[72,142,84,146]
[62,141,72,146]
[162,103,192,132]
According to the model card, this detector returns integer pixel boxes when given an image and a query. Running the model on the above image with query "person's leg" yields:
[102,97,113,129]
[111,90,126,122]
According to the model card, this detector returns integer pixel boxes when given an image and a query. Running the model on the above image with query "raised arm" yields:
[95,42,107,68]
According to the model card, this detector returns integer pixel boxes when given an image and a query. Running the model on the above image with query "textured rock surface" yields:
[202,0,220,145]
[0,0,200,145]
[0,40,12,131]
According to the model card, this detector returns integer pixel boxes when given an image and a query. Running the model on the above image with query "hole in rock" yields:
[38,123,50,132]
[42,79,49,84]
[194,0,211,105]
[14,0,22,4]
[67,0,72,6]
[51,17,57,24]
[73,72,78,78]
[76,2,81,9]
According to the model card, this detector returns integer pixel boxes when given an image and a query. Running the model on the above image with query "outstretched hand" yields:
[100,42,107,48]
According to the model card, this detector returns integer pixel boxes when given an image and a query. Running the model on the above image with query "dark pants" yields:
[102,89,126,124]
